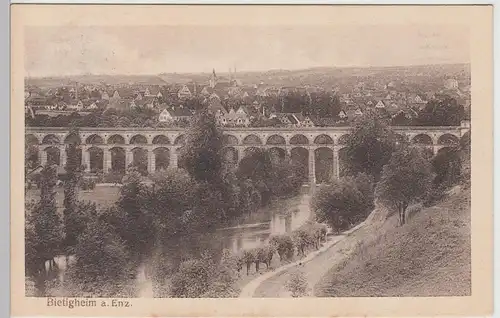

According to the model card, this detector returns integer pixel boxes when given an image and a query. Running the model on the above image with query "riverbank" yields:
[240,219,367,298]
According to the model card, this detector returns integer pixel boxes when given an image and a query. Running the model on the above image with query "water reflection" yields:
[219,186,312,254]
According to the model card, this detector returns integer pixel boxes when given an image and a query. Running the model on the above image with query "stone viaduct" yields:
[25,123,470,184]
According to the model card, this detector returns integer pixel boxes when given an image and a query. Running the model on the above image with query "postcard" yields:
[11,4,493,317]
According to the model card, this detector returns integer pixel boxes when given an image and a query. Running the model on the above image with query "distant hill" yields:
[25,63,470,88]
[25,74,167,88]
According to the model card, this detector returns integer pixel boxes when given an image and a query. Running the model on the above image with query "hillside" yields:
[314,186,471,297]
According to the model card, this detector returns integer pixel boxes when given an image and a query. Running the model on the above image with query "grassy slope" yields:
[314,187,471,297]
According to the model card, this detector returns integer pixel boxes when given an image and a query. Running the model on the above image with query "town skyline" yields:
[25,62,471,80]
[25,25,470,77]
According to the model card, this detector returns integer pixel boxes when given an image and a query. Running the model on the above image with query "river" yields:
[135,184,314,297]
[44,184,314,298]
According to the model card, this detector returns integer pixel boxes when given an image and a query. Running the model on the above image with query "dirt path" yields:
[240,222,368,298]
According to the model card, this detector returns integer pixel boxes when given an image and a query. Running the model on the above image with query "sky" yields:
[24,25,470,77]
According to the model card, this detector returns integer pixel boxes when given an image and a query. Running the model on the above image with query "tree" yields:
[353,172,375,213]
[62,141,83,255]
[431,147,462,187]
[115,167,152,260]
[416,94,465,126]
[180,110,224,184]
[147,169,197,240]
[375,146,434,225]
[269,234,294,262]
[25,164,63,295]
[281,91,308,113]
[65,215,136,297]
[312,178,367,232]
[307,91,341,118]
[343,110,397,180]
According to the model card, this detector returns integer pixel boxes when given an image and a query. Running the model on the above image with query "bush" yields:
[170,251,239,298]
[239,249,256,275]
[101,172,125,184]
[64,217,137,297]
[312,178,368,233]
[79,178,96,191]
[253,245,276,272]
[292,229,314,257]
[423,183,448,207]
[270,234,295,262]
[285,270,309,297]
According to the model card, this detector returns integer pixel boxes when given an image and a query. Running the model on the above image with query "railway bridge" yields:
[25,122,470,183]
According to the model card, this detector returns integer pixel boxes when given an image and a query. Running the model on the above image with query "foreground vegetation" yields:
[25,111,305,298]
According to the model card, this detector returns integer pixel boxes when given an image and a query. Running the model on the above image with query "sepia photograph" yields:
[11,4,493,317]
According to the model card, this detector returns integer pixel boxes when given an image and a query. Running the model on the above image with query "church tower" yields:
[209,69,217,89]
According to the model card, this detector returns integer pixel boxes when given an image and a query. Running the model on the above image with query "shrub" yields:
[253,245,276,272]
[269,234,295,262]
[80,178,96,191]
[292,229,314,257]
[170,251,239,298]
[102,172,125,184]
[170,258,212,297]
[285,270,309,297]
[312,179,367,233]
[240,249,256,275]
[64,217,137,297]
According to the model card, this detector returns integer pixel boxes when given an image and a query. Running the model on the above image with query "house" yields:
[67,100,83,111]
[407,93,426,104]
[178,85,192,99]
[274,113,293,126]
[228,86,242,98]
[354,108,364,116]
[107,98,130,111]
[274,113,314,128]
[96,100,109,109]
[255,85,269,98]
[375,100,387,109]
[200,86,212,96]
[293,113,314,127]
[87,102,98,110]
[207,96,228,117]
[75,100,84,111]
[338,110,347,119]
[134,96,158,109]
[145,86,163,98]
[158,106,192,123]
[223,106,250,127]
[444,78,459,90]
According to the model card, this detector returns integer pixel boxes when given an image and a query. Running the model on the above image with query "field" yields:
[314,186,471,297]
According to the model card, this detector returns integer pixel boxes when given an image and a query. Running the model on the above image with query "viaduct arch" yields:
[25,125,469,184]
